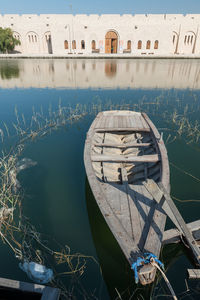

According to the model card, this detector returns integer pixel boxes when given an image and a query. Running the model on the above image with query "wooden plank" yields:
[117,116,123,128]
[0,277,60,299]
[163,219,200,245]
[122,116,128,128]
[0,277,44,294]
[104,116,110,128]
[113,116,118,128]
[187,269,200,279]
[144,180,181,232]
[135,184,152,250]
[120,168,135,240]
[95,127,151,133]
[94,114,102,129]
[126,116,133,128]
[127,184,145,247]
[128,115,136,128]
[142,113,170,191]
[98,116,107,128]
[41,287,60,300]
[142,182,166,256]
[156,181,200,266]
[134,115,142,128]
[93,142,152,148]
[108,115,114,128]
[92,154,160,163]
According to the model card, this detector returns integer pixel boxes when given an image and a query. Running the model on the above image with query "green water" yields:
[0,59,200,299]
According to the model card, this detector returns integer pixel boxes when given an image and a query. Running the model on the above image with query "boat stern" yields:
[138,264,156,285]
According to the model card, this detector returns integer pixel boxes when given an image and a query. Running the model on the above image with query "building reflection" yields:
[105,61,117,77]
[0,61,20,80]
[0,59,200,89]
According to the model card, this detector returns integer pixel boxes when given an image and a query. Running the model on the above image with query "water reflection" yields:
[1,59,200,89]
[105,62,117,77]
[0,61,20,80]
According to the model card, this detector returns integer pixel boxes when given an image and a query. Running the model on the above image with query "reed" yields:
[0,90,200,298]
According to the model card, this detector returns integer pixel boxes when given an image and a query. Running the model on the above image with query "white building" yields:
[0,14,200,56]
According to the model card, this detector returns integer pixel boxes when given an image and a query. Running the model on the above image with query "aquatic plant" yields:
[0,91,200,298]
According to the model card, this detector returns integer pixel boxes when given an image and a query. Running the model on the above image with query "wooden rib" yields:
[95,127,151,133]
[93,142,152,148]
[92,154,160,163]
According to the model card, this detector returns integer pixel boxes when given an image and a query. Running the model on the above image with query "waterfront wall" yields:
[0,14,200,56]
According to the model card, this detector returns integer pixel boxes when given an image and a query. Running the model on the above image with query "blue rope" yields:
[131,252,164,284]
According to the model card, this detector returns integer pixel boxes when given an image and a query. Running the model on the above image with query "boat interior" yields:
[91,131,161,184]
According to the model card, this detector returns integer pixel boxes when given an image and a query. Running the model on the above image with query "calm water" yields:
[0,59,200,299]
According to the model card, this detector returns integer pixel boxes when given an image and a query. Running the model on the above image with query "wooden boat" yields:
[84,110,170,285]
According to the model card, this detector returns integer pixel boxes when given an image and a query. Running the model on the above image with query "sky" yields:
[0,0,200,15]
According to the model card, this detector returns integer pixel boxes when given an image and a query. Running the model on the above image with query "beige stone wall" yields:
[1,14,200,55]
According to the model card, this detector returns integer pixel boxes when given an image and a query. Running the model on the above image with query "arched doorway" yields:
[105,31,118,54]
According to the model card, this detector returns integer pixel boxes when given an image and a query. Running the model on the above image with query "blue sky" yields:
[1,0,200,14]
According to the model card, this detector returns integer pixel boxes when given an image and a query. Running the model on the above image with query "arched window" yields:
[154,40,159,49]
[173,35,176,44]
[72,40,76,50]
[13,32,21,42]
[187,35,190,44]
[127,40,131,50]
[146,40,151,49]
[184,35,187,44]
[81,40,85,50]
[91,40,96,50]
[64,40,68,49]
[191,35,193,44]
[138,40,142,49]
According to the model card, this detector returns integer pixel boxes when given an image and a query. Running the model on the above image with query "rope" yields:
[150,259,177,300]
[131,253,164,284]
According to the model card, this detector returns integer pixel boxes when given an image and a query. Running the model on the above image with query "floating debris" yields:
[9,158,37,193]
[19,261,53,284]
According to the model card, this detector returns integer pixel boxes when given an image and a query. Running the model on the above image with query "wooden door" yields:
[111,39,117,53]
[105,38,111,53]
[105,31,118,54]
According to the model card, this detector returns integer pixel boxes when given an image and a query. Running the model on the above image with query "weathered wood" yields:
[41,287,60,300]
[187,269,200,279]
[144,180,182,232]
[142,113,170,191]
[84,110,170,286]
[0,277,60,300]
[0,277,44,293]
[145,180,200,265]
[93,142,152,148]
[92,154,160,163]
[143,181,165,255]
[158,182,200,266]
[95,127,151,132]
[163,219,200,245]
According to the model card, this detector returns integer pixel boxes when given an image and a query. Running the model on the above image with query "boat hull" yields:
[84,111,170,285]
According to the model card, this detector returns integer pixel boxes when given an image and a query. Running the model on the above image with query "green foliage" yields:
[0,27,21,54]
